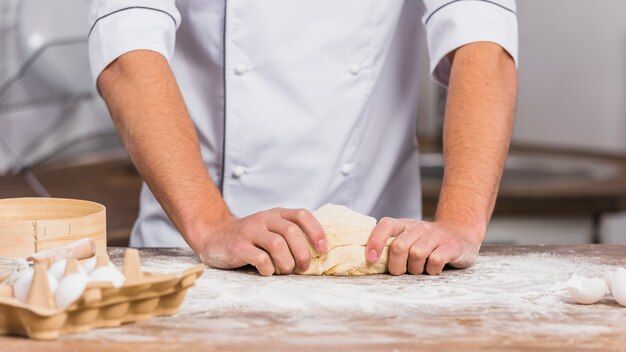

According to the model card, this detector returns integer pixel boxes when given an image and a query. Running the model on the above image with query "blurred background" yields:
[1,0,625,246]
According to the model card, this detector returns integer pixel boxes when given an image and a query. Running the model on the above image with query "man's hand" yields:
[194,208,327,276]
[365,218,481,275]
[367,42,516,275]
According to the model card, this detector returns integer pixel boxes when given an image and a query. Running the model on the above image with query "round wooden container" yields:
[0,198,106,259]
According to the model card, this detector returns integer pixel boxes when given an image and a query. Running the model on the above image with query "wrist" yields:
[179,201,234,252]
[432,214,487,245]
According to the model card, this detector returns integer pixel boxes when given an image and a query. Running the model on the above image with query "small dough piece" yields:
[275,204,391,276]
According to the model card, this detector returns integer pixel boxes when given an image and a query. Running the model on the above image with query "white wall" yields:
[515,0,626,154]
[0,0,121,173]
[0,0,20,84]
[486,216,593,245]
[0,100,118,173]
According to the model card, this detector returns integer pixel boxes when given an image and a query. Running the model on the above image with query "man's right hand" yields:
[193,208,327,276]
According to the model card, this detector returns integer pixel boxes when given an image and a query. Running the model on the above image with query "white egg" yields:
[81,257,97,274]
[89,264,125,288]
[49,259,68,282]
[55,273,88,309]
[12,268,59,303]
[49,259,89,282]
[610,267,626,307]
[566,275,607,304]
[12,269,33,303]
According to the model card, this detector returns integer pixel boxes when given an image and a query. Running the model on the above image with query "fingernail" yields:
[367,249,378,263]
[317,239,327,252]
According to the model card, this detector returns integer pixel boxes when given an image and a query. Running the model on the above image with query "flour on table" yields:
[81,249,623,345]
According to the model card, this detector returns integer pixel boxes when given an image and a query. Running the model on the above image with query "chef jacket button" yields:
[232,166,247,178]
[234,64,249,75]
[340,163,354,176]
[349,63,361,75]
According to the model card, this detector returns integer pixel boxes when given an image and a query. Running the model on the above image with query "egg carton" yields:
[0,249,204,340]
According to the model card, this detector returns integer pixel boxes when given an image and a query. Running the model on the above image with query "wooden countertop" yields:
[3,245,626,351]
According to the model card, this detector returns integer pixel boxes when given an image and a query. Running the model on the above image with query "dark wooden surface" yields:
[421,144,626,217]
[0,159,141,246]
[3,245,626,351]
[0,173,37,198]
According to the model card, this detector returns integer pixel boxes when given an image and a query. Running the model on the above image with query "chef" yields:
[88,0,518,276]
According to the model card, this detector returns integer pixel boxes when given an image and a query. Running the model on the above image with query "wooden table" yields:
[3,245,626,351]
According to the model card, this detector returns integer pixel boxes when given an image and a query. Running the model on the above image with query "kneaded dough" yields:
[275,204,391,276]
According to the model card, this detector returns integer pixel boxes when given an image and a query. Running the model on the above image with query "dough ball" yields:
[275,204,391,276]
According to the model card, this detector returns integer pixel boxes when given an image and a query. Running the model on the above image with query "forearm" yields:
[436,42,517,243]
[97,50,231,249]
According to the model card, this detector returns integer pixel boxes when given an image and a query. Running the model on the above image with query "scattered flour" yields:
[78,250,625,345]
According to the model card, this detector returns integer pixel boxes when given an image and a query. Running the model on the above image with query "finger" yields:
[267,218,312,272]
[407,233,441,275]
[254,231,296,274]
[387,230,423,276]
[243,246,275,276]
[366,217,406,264]
[425,241,463,276]
[280,208,327,253]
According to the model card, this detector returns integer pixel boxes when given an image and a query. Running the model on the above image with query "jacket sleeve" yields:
[422,0,518,87]
[87,0,181,85]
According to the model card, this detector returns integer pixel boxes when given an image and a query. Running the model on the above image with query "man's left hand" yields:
[365,218,482,275]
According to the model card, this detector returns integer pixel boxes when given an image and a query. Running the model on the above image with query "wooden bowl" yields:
[0,198,106,258]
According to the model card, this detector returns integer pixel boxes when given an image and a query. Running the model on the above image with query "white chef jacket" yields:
[88,0,518,247]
